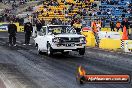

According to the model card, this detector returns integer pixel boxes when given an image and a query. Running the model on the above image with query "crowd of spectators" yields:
[0,14,24,25]
[51,18,62,25]
[97,0,132,23]
[101,0,131,5]
[33,0,98,27]
[0,0,131,28]
[47,0,59,6]
[0,0,35,25]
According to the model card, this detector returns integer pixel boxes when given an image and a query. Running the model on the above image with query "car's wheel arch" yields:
[46,41,54,56]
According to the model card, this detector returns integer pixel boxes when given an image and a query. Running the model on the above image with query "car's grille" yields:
[60,37,80,43]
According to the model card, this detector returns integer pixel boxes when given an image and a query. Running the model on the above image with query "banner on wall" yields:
[0,23,8,31]
[0,23,24,32]
[124,40,132,52]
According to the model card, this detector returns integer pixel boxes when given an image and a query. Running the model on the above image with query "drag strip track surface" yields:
[0,32,131,88]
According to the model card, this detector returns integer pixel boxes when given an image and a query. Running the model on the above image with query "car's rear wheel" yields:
[47,43,53,56]
[79,48,85,55]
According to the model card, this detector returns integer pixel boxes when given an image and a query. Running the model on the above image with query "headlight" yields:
[80,37,86,43]
[52,37,60,43]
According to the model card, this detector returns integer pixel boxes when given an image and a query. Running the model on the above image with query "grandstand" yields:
[98,0,131,24]
[0,0,131,27]
[34,0,131,26]
[35,0,95,22]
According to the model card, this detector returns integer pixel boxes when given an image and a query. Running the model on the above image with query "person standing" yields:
[71,19,75,27]
[73,20,82,34]
[102,17,106,28]
[23,21,33,45]
[121,18,130,34]
[91,20,99,46]
[91,20,97,33]
[8,21,17,46]
[116,21,121,32]
[110,20,115,31]
[36,20,42,36]
[96,20,101,32]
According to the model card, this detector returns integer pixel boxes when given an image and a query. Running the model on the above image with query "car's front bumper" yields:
[51,43,86,50]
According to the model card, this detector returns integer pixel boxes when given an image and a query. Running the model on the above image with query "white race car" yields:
[34,25,86,56]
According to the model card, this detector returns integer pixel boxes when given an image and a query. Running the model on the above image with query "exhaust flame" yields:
[78,66,86,76]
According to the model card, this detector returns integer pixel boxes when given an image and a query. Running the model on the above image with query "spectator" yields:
[73,20,82,34]
[51,18,56,25]
[46,13,49,17]
[41,10,44,14]
[102,17,106,28]
[58,10,62,15]
[81,19,86,27]
[96,20,101,31]
[41,18,45,26]
[44,7,47,12]
[116,21,121,32]
[110,20,115,31]
[82,8,87,16]
[57,18,62,24]
[71,19,75,27]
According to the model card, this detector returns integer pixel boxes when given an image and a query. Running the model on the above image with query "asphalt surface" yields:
[0,32,131,88]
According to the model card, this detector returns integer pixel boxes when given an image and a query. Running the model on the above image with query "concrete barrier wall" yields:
[99,38,121,50]
[97,31,122,39]
[123,40,132,52]
[81,31,96,47]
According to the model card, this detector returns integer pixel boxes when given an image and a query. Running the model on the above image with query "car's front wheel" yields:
[47,43,54,56]
[36,44,43,55]
[38,49,44,55]
[79,48,85,55]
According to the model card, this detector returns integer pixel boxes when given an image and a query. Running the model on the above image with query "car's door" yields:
[38,27,47,51]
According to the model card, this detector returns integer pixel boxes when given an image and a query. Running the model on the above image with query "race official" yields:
[24,22,33,45]
[8,21,17,46]
[121,18,130,34]
[110,20,115,31]
[116,21,121,32]
[91,20,99,46]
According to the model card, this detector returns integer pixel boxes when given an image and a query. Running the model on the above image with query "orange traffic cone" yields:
[122,26,128,40]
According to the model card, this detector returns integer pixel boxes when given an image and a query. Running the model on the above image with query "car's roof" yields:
[43,25,71,27]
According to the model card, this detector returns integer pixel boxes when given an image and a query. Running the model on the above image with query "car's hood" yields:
[54,34,84,38]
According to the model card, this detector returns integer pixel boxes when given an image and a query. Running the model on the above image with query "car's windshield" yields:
[48,26,76,35]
